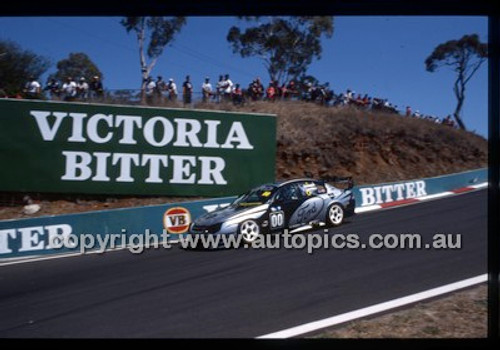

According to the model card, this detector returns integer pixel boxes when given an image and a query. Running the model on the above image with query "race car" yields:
[189,177,355,244]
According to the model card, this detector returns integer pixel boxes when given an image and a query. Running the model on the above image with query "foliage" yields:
[49,52,103,83]
[425,34,487,130]
[121,16,186,102]
[227,17,334,85]
[0,40,51,95]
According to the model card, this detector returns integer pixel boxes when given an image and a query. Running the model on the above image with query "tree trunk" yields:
[453,76,467,130]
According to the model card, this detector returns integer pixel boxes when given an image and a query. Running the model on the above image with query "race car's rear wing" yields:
[320,175,354,190]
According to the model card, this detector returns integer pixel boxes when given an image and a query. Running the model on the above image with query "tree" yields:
[121,17,186,103]
[227,17,334,85]
[425,34,487,130]
[0,40,51,96]
[49,52,103,83]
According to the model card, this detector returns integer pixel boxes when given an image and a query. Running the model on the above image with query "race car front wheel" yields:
[239,219,261,244]
[327,204,344,226]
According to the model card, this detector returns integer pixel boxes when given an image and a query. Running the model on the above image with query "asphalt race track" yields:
[0,190,486,338]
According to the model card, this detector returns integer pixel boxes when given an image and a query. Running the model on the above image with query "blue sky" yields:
[0,16,488,137]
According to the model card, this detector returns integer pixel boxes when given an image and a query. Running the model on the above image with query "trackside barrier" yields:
[0,168,487,260]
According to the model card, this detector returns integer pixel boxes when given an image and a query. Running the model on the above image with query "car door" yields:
[270,183,307,230]
[287,181,326,226]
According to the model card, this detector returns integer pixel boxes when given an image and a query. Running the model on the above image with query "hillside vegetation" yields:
[199,101,487,185]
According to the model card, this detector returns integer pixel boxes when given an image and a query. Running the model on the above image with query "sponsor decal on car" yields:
[163,207,191,234]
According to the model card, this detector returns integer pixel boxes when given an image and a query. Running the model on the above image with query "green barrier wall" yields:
[0,99,276,196]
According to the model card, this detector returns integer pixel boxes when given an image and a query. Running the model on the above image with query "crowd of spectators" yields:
[11,75,105,102]
[2,73,457,128]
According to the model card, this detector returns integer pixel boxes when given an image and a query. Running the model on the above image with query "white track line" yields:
[257,274,487,339]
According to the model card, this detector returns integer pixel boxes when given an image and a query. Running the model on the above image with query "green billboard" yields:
[0,99,276,196]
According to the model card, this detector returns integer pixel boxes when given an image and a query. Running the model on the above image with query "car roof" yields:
[274,178,317,188]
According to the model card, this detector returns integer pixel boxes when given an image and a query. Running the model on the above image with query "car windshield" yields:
[233,184,277,206]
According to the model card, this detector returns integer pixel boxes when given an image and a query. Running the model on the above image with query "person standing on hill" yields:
[222,74,233,102]
[23,76,41,99]
[182,75,193,106]
[201,77,213,103]
[62,77,77,101]
[167,78,178,102]
[89,75,104,101]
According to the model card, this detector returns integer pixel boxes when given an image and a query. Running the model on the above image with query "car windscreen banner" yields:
[0,99,277,196]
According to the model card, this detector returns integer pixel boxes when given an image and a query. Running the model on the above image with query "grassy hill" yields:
[199,100,487,185]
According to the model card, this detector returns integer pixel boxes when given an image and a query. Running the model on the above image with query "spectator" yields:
[232,83,244,106]
[145,76,156,105]
[155,76,166,104]
[44,78,60,100]
[266,82,276,102]
[222,74,234,102]
[77,77,89,101]
[167,78,177,102]
[201,76,213,103]
[23,76,41,99]
[285,80,298,100]
[89,75,104,101]
[248,77,264,101]
[406,106,412,117]
[215,75,224,103]
[182,75,193,106]
[62,77,77,101]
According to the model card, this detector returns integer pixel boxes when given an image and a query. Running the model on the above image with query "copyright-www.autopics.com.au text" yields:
[48,229,462,254]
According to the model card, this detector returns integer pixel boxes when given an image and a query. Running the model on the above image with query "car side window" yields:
[275,183,302,202]
[300,181,319,197]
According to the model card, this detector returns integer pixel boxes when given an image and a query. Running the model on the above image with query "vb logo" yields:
[163,207,191,234]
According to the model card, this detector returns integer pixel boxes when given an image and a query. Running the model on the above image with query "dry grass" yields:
[310,284,487,338]
[198,100,486,184]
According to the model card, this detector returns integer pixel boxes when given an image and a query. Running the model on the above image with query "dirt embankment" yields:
[0,101,487,220]
[203,101,486,184]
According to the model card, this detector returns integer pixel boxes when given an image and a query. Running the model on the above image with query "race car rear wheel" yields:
[327,204,344,226]
[239,219,261,244]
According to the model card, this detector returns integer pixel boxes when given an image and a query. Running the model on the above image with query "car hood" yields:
[194,203,269,226]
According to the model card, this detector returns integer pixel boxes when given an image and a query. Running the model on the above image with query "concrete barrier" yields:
[0,168,487,260]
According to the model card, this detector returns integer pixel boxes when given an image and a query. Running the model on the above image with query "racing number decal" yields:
[270,211,285,229]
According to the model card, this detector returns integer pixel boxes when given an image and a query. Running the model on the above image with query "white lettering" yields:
[170,155,196,184]
[198,157,227,185]
[173,119,202,147]
[393,183,406,201]
[46,224,73,249]
[61,151,92,181]
[112,153,139,182]
[360,188,376,206]
[203,120,221,148]
[115,115,142,145]
[0,229,17,254]
[143,117,174,147]
[18,226,44,252]
[30,111,67,141]
[141,154,168,183]
[92,152,112,181]
[406,182,417,198]
[416,181,427,197]
[67,113,87,142]
[87,114,113,143]
[221,122,254,149]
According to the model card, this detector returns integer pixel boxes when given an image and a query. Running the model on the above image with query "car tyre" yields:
[239,219,261,244]
[327,203,344,227]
